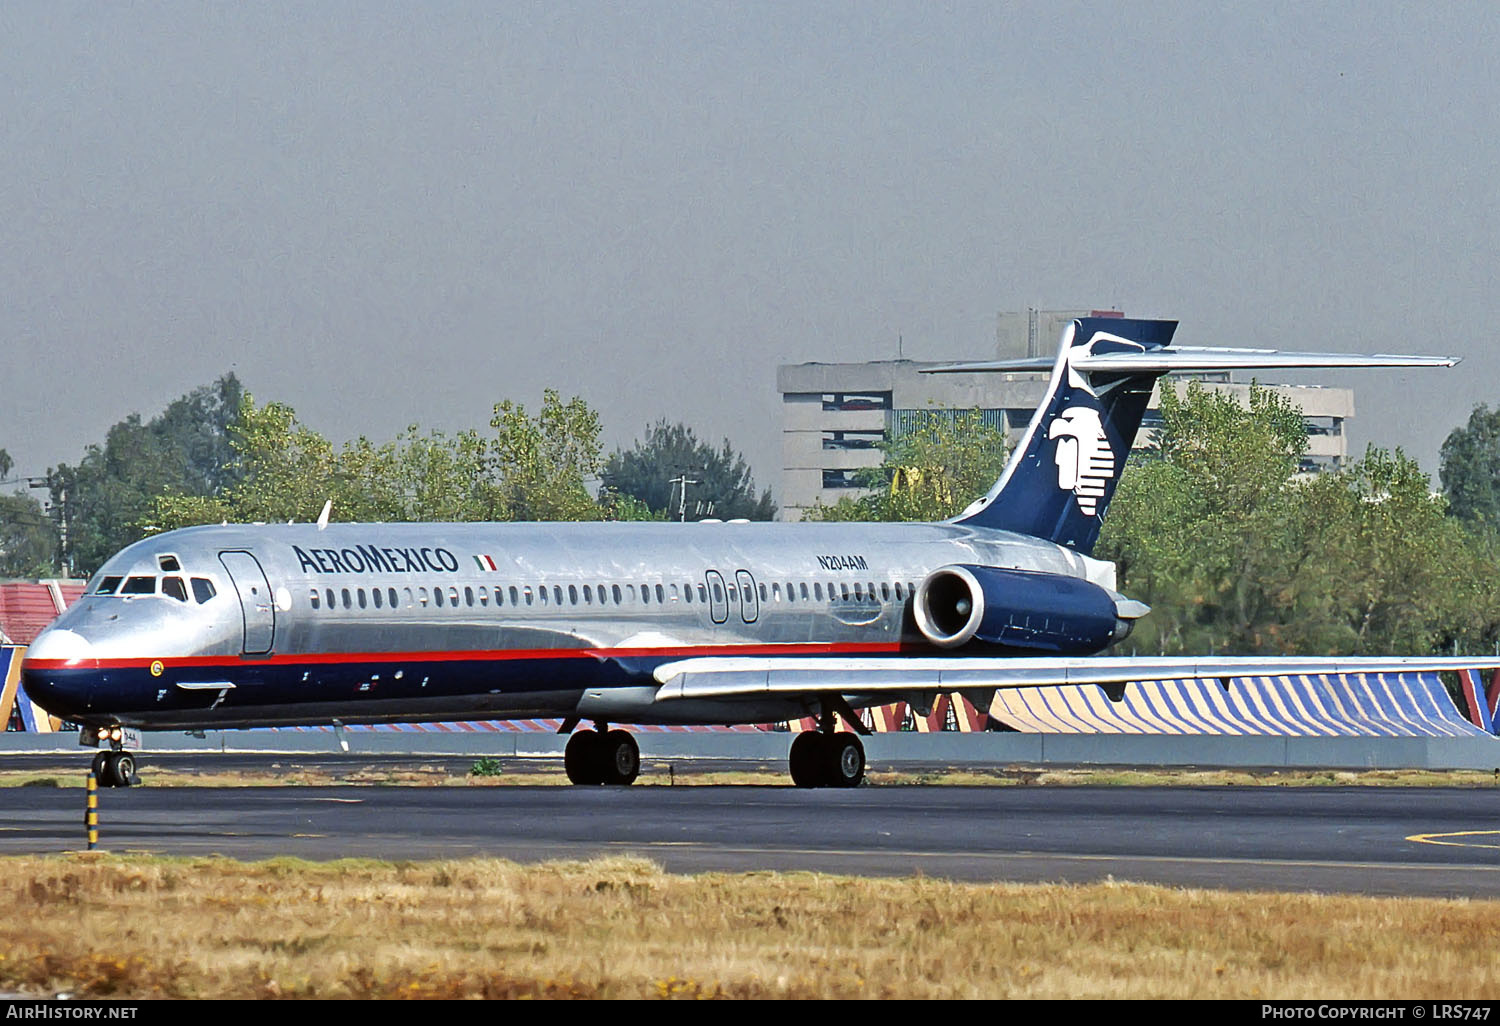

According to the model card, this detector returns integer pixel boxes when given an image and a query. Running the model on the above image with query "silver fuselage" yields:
[22,519,1114,730]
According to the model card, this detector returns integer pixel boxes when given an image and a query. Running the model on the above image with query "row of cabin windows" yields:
[306,578,924,612]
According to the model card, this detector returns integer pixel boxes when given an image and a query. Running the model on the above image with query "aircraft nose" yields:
[20,629,97,717]
[25,628,96,666]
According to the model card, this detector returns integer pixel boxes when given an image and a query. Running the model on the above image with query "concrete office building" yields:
[778,309,1354,520]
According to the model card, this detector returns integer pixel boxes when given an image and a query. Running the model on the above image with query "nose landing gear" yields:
[90,750,139,788]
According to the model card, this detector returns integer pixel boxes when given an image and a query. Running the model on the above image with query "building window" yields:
[822,470,865,489]
[821,392,891,411]
[822,430,885,450]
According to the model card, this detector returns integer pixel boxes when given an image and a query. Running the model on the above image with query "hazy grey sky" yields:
[2,2,1495,495]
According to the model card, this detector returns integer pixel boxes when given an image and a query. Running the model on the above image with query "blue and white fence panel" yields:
[988,672,1489,737]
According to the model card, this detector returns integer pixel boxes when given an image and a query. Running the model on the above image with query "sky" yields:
[2,2,1496,500]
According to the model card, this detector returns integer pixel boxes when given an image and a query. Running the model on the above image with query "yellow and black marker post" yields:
[85,771,98,851]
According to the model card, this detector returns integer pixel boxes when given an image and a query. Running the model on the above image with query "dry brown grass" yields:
[2,853,1498,999]
[5,763,1499,789]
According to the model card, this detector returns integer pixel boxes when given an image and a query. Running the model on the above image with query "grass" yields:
[1,853,1498,999]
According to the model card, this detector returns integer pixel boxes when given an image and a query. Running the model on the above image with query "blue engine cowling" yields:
[912,564,1131,654]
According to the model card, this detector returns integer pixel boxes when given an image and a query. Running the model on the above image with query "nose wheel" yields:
[91,750,139,788]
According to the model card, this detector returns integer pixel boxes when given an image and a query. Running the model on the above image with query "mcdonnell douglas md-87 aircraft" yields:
[21,318,1485,788]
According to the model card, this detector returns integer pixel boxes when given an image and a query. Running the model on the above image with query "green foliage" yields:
[49,376,243,575]
[148,388,612,531]
[488,390,605,522]
[804,410,1009,522]
[1440,404,1500,525]
[601,420,775,521]
[0,447,57,576]
[469,758,504,777]
[1098,383,1500,656]
[0,492,57,577]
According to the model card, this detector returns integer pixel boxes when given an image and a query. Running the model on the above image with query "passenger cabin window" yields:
[388,588,398,609]
[309,589,321,609]
[96,576,124,595]
[655,584,665,603]
[357,588,367,609]
[434,588,444,608]
[122,576,156,595]
[326,588,336,609]
[373,588,383,609]
[161,577,188,602]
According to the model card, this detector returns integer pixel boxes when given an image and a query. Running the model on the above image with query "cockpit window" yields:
[158,555,181,572]
[191,578,216,604]
[161,577,189,603]
[121,576,156,595]
[95,576,124,595]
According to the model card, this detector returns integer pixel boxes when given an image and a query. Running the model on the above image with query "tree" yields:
[1098,381,1500,656]
[1440,404,1500,525]
[50,375,243,575]
[148,388,612,530]
[803,410,1009,522]
[601,421,774,521]
[1096,381,1309,654]
[0,446,56,577]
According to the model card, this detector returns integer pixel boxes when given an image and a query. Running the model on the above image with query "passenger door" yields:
[219,551,275,655]
[735,569,759,624]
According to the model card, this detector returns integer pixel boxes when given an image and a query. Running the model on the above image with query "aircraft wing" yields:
[652,655,1498,702]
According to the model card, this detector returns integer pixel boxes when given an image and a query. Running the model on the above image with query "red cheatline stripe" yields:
[22,640,912,672]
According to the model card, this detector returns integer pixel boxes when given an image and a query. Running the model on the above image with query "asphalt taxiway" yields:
[2,757,1498,897]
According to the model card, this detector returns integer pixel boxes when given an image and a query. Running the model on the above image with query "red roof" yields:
[0,582,83,645]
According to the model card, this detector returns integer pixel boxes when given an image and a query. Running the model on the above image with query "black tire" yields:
[91,751,112,786]
[111,752,136,788]
[564,730,604,785]
[600,730,640,786]
[824,732,865,788]
[788,732,824,788]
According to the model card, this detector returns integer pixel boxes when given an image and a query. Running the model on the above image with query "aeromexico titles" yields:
[23,318,1484,788]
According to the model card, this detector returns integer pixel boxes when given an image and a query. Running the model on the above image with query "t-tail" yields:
[924,317,1459,555]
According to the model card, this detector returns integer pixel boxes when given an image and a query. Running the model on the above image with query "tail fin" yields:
[946,317,1176,552]
[930,318,1456,554]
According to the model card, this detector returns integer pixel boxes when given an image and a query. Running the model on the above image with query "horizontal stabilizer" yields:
[923,349,1459,375]
[653,655,1498,702]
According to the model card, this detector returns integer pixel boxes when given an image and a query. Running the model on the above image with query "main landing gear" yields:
[563,722,640,786]
[788,706,868,788]
[91,749,139,788]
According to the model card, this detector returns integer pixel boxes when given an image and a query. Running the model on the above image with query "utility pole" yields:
[669,474,699,523]
[27,478,67,578]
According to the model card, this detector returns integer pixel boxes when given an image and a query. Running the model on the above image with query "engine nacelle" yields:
[913,564,1133,654]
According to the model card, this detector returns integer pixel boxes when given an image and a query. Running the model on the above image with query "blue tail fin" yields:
[952,317,1178,553]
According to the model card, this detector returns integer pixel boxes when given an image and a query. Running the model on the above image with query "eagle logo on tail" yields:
[1048,407,1115,515]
